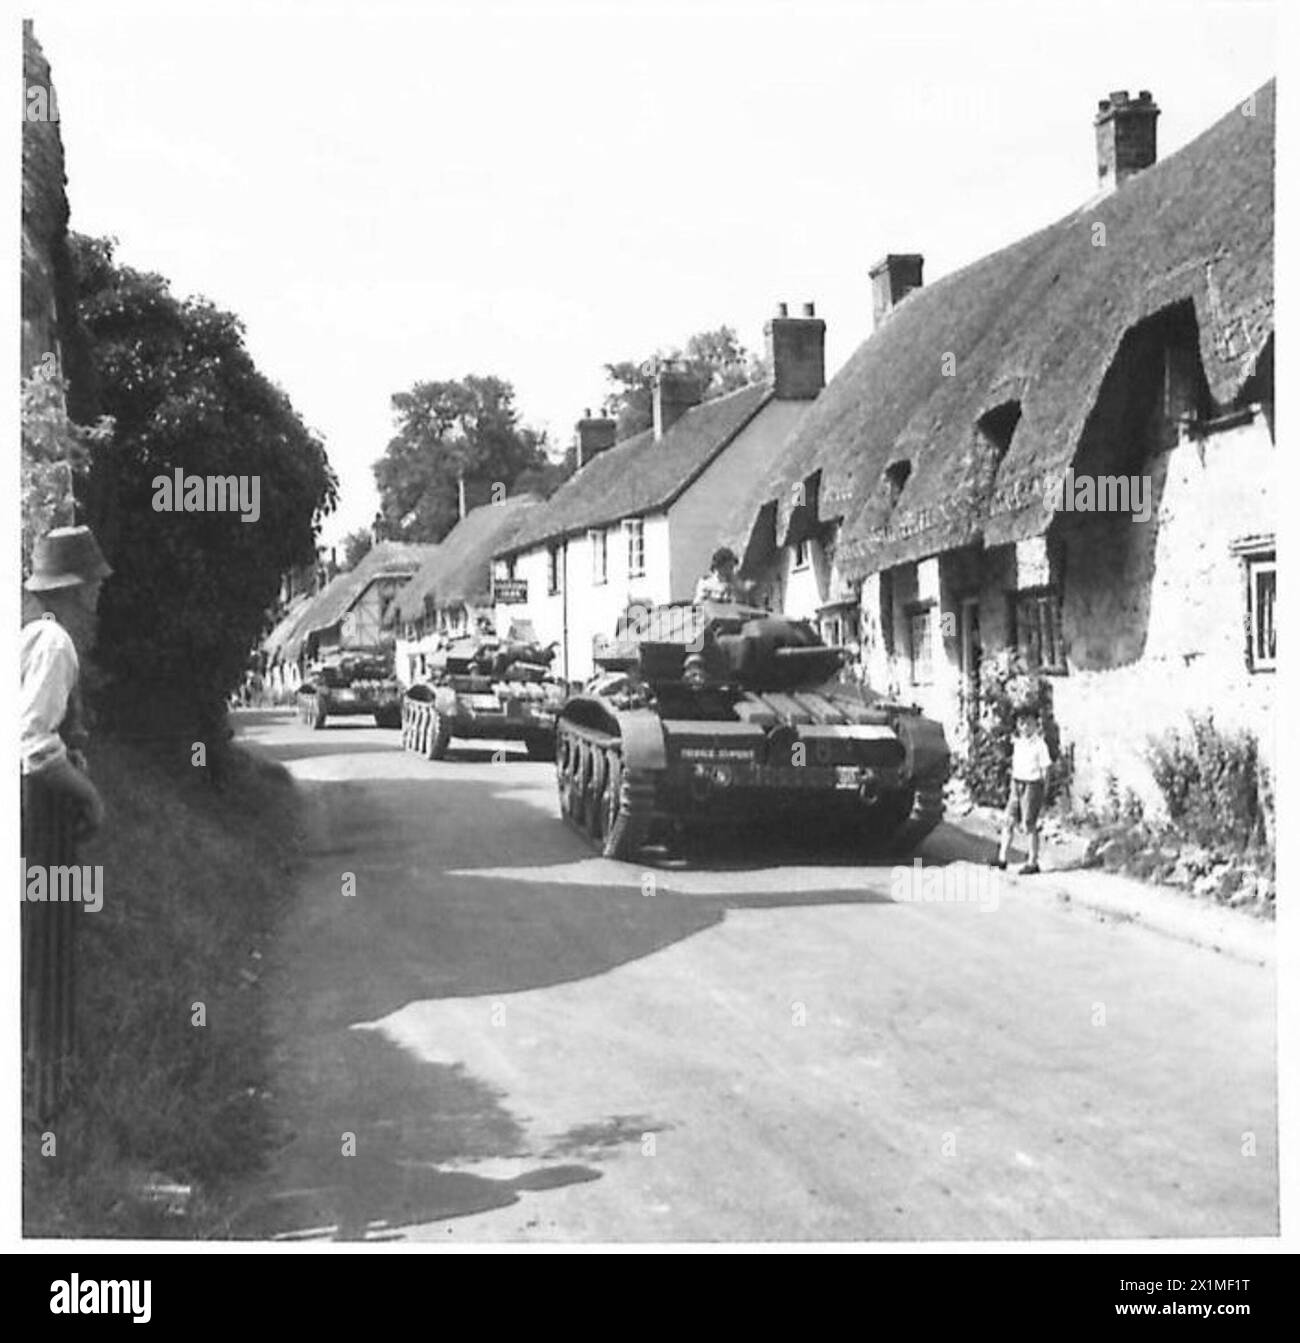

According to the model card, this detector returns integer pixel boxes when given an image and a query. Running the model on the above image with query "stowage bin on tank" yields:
[555,600,949,861]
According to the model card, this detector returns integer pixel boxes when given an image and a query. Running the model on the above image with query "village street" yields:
[230,710,1277,1244]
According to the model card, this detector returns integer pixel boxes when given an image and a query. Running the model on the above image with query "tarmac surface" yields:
[230,709,1277,1243]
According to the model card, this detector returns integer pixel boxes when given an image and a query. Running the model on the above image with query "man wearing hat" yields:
[694,546,750,604]
[21,524,112,837]
[22,524,112,1117]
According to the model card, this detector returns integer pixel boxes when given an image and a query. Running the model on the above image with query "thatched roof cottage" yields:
[495,307,829,682]
[390,493,542,685]
[728,82,1274,811]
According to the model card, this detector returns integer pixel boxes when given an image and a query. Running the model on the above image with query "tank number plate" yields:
[835,767,860,789]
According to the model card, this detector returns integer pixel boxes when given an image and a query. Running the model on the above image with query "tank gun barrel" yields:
[773,644,848,660]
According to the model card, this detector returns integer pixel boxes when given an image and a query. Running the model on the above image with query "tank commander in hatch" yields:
[695,546,751,603]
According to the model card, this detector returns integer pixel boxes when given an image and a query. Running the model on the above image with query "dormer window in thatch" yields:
[1121,302,1211,453]
[785,471,823,567]
[978,401,1023,468]
[885,460,912,511]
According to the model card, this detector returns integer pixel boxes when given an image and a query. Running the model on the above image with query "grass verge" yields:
[23,734,306,1238]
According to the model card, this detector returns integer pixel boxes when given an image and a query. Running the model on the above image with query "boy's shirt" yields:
[1011,732,1052,783]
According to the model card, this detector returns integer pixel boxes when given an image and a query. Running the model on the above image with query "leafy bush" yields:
[958,649,1068,807]
[70,234,337,736]
[20,371,113,569]
[1148,713,1270,854]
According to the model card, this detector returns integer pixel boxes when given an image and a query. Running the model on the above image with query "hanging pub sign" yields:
[493,577,528,604]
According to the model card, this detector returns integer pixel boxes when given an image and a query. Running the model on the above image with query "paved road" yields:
[231,710,1276,1242]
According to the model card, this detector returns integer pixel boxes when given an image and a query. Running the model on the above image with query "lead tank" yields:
[555,600,949,860]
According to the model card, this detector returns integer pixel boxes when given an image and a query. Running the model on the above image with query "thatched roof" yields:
[501,381,772,555]
[728,80,1274,579]
[262,592,314,663]
[392,494,541,623]
[271,541,438,662]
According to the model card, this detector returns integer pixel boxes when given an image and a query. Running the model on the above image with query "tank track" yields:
[296,689,326,730]
[556,717,655,861]
[401,696,450,759]
[887,777,946,853]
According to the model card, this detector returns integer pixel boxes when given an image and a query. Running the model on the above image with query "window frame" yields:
[590,528,608,586]
[1246,553,1276,672]
[625,517,646,578]
[1011,586,1067,675]
[906,601,934,686]
[547,543,562,596]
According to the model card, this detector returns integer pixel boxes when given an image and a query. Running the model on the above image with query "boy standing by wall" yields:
[990,707,1052,875]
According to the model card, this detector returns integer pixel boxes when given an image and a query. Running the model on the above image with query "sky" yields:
[30,0,1279,549]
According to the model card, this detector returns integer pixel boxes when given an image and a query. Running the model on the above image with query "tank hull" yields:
[401,680,561,760]
[556,687,948,861]
[296,647,403,728]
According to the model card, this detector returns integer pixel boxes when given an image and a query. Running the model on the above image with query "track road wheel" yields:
[426,707,451,760]
[600,751,623,848]
[883,781,945,855]
[600,749,654,861]
[584,749,608,840]
[558,732,584,825]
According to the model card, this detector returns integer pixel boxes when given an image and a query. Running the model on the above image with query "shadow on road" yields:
[229,1026,598,1240]
[232,721,999,1240]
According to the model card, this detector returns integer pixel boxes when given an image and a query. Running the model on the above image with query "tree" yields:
[70,234,337,734]
[604,325,767,440]
[342,528,374,570]
[372,374,564,543]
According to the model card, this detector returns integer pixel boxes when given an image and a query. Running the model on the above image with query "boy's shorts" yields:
[1005,779,1045,830]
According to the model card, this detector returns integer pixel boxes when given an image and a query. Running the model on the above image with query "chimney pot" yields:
[803,302,815,317]
[575,409,617,466]
[1094,86,1159,191]
[765,301,826,400]
[777,301,788,317]
[652,370,703,440]
[869,254,924,329]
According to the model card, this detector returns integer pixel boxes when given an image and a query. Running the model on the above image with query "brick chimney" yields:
[652,362,703,440]
[765,301,826,400]
[1094,89,1159,192]
[869,254,924,329]
[575,408,617,467]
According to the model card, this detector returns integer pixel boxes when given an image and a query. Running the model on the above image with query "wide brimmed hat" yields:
[24,525,113,592]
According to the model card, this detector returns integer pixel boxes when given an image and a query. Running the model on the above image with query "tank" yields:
[401,633,565,761]
[555,600,949,860]
[297,646,403,729]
